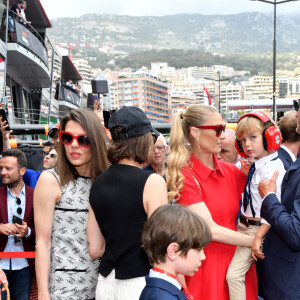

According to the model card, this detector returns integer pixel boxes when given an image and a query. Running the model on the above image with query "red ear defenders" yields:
[235,112,282,158]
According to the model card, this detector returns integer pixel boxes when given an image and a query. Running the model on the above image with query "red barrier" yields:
[0,252,35,259]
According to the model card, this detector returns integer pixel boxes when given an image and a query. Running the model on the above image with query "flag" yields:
[203,85,212,106]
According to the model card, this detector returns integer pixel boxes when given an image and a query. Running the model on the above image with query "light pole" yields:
[204,74,237,115]
[251,0,299,121]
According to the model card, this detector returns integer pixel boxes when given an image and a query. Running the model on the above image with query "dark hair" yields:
[44,141,52,147]
[57,109,110,186]
[278,111,300,143]
[2,149,27,168]
[142,204,211,265]
[107,127,154,164]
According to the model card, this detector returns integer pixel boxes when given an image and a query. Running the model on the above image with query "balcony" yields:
[6,17,50,89]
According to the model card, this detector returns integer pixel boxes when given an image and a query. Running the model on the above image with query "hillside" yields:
[47,13,300,54]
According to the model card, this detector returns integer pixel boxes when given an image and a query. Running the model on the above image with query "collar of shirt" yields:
[7,184,26,220]
[149,269,181,290]
[254,151,278,170]
[189,153,225,181]
[280,145,296,162]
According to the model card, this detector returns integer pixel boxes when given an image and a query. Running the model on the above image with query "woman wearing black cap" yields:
[87,106,168,300]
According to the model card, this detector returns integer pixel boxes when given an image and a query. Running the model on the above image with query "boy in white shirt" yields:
[226,112,286,300]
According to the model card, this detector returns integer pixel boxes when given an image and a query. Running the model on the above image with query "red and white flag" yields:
[203,85,213,106]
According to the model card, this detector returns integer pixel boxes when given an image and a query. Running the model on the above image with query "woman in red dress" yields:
[167,105,257,300]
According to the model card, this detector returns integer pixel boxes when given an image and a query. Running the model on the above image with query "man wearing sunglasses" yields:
[257,98,300,300]
[23,146,58,189]
[0,149,35,300]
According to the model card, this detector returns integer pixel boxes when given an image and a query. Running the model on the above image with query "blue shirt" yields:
[0,185,31,270]
[23,169,41,188]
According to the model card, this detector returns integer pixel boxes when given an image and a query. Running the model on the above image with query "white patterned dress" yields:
[47,170,99,300]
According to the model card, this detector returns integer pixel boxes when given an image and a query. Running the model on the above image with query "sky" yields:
[40,0,300,19]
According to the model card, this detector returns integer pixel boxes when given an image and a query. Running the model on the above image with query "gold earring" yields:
[196,139,201,153]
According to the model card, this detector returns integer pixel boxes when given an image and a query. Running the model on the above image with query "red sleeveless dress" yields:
[177,154,258,300]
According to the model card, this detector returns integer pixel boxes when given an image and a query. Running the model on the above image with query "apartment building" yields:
[220,83,242,114]
[116,71,170,123]
[244,76,279,100]
[170,90,197,115]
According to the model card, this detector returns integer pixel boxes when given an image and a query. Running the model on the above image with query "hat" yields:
[108,106,159,140]
[48,124,60,138]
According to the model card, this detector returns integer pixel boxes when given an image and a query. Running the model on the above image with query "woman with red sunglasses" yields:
[166,104,257,300]
[34,109,110,300]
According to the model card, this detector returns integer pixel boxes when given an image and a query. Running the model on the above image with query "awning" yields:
[61,56,82,82]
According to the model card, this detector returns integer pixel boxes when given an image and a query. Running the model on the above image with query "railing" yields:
[6,11,48,67]
[61,83,82,107]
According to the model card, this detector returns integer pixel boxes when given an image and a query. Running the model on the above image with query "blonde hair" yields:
[235,113,277,141]
[166,105,217,202]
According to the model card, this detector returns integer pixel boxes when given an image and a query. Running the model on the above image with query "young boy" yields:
[226,112,286,300]
[139,204,211,300]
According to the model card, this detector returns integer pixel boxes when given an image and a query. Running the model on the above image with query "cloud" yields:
[40,0,300,19]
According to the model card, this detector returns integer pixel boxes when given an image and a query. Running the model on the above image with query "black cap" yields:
[108,106,159,140]
[48,124,59,138]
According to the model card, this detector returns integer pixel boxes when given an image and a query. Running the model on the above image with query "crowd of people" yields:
[0,100,299,300]
[6,0,31,41]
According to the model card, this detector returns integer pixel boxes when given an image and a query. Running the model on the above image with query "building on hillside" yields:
[288,77,300,96]
[116,70,170,123]
[244,76,279,100]
[170,90,197,116]
[219,82,242,114]
[73,58,93,84]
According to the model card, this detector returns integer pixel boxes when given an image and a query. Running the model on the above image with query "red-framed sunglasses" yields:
[194,124,226,137]
[60,131,91,147]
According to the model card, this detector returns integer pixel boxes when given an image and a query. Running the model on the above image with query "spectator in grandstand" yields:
[87,106,168,300]
[277,110,300,170]
[167,104,257,300]
[20,1,30,26]
[8,0,23,41]
[144,134,169,179]
[34,109,110,299]
[0,149,35,300]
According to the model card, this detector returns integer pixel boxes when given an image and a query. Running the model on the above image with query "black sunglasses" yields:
[60,131,90,147]
[194,124,226,137]
[45,153,57,159]
[16,197,22,215]
[293,100,299,112]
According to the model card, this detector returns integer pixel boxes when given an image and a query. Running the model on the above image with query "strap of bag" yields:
[189,172,202,198]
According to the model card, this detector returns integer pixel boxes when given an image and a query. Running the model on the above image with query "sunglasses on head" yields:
[60,131,90,147]
[194,124,226,137]
[293,99,299,112]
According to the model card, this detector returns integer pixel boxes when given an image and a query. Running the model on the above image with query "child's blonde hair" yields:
[235,113,277,141]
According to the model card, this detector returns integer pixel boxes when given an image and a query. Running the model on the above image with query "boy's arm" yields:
[251,223,270,261]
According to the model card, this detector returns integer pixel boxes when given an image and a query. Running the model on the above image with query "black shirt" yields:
[90,164,152,279]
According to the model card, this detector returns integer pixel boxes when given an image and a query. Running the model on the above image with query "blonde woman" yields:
[167,105,257,300]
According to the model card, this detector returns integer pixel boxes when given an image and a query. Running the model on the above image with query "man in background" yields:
[216,129,240,167]
[277,110,300,170]
[144,134,169,179]
[0,149,35,300]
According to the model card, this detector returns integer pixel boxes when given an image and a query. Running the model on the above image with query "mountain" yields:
[47,13,300,54]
